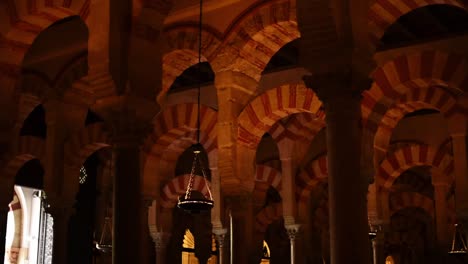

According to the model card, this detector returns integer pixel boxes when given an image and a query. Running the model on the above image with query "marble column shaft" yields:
[112,139,142,264]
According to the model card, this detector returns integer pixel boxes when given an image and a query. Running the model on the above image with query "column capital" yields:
[285,223,301,241]
[213,227,228,246]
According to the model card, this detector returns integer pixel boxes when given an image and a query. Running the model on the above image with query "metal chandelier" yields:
[177,0,214,214]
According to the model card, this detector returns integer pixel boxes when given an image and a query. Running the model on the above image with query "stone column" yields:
[47,204,73,264]
[278,138,297,226]
[285,224,301,264]
[0,207,7,263]
[304,72,372,264]
[213,228,228,264]
[370,223,386,264]
[432,176,450,249]
[451,133,468,234]
[149,226,170,264]
[210,167,223,229]
[112,132,143,264]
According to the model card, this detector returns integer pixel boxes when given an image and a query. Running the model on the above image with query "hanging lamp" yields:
[177,0,214,214]
[96,158,113,253]
[448,223,468,255]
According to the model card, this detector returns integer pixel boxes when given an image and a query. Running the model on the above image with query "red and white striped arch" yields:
[143,104,217,196]
[159,26,222,103]
[255,203,282,232]
[160,174,212,208]
[269,113,325,163]
[213,0,299,82]
[238,84,324,149]
[0,0,90,77]
[373,87,459,158]
[252,165,282,205]
[64,123,110,168]
[389,192,434,218]
[367,0,466,49]
[2,135,46,184]
[377,144,454,190]
[151,103,217,162]
[295,155,328,205]
[362,51,468,134]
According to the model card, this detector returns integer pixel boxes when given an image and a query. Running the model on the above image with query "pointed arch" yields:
[367,1,466,49]
[238,84,324,149]
[377,144,454,190]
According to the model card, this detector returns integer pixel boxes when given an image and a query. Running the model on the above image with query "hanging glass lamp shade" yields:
[448,223,468,255]
[177,143,214,213]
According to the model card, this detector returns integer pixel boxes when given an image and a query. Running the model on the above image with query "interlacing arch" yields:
[377,144,454,190]
[295,155,328,206]
[367,0,467,49]
[389,192,434,218]
[212,0,299,82]
[160,174,212,208]
[252,165,282,205]
[238,84,324,149]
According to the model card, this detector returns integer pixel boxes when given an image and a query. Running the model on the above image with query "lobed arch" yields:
[238,83,324,150]
[212,0,300,83]
[160,174,212,209]
[295,155,328,206]
[377,144,454,190]
[367,0,467,50]
[252,165,282,206]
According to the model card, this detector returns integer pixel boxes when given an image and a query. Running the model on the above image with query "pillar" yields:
[215,71,257,193]
[278,138,297,225]
[433,175,450,249]
[285,224,301,264]
[47,205,73,264]
[149,227,170,264]
[304,72,372,264]
[370,224,386,264]
[0,207,7,263]
[213,228,227,264]
[448,115,467,235]
[210,167,223,229]
[112,132,142,264]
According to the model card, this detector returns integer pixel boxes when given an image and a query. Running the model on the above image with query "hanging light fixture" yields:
[448,223,468,255]
[96,157,113,253]
[177,0,214,214]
